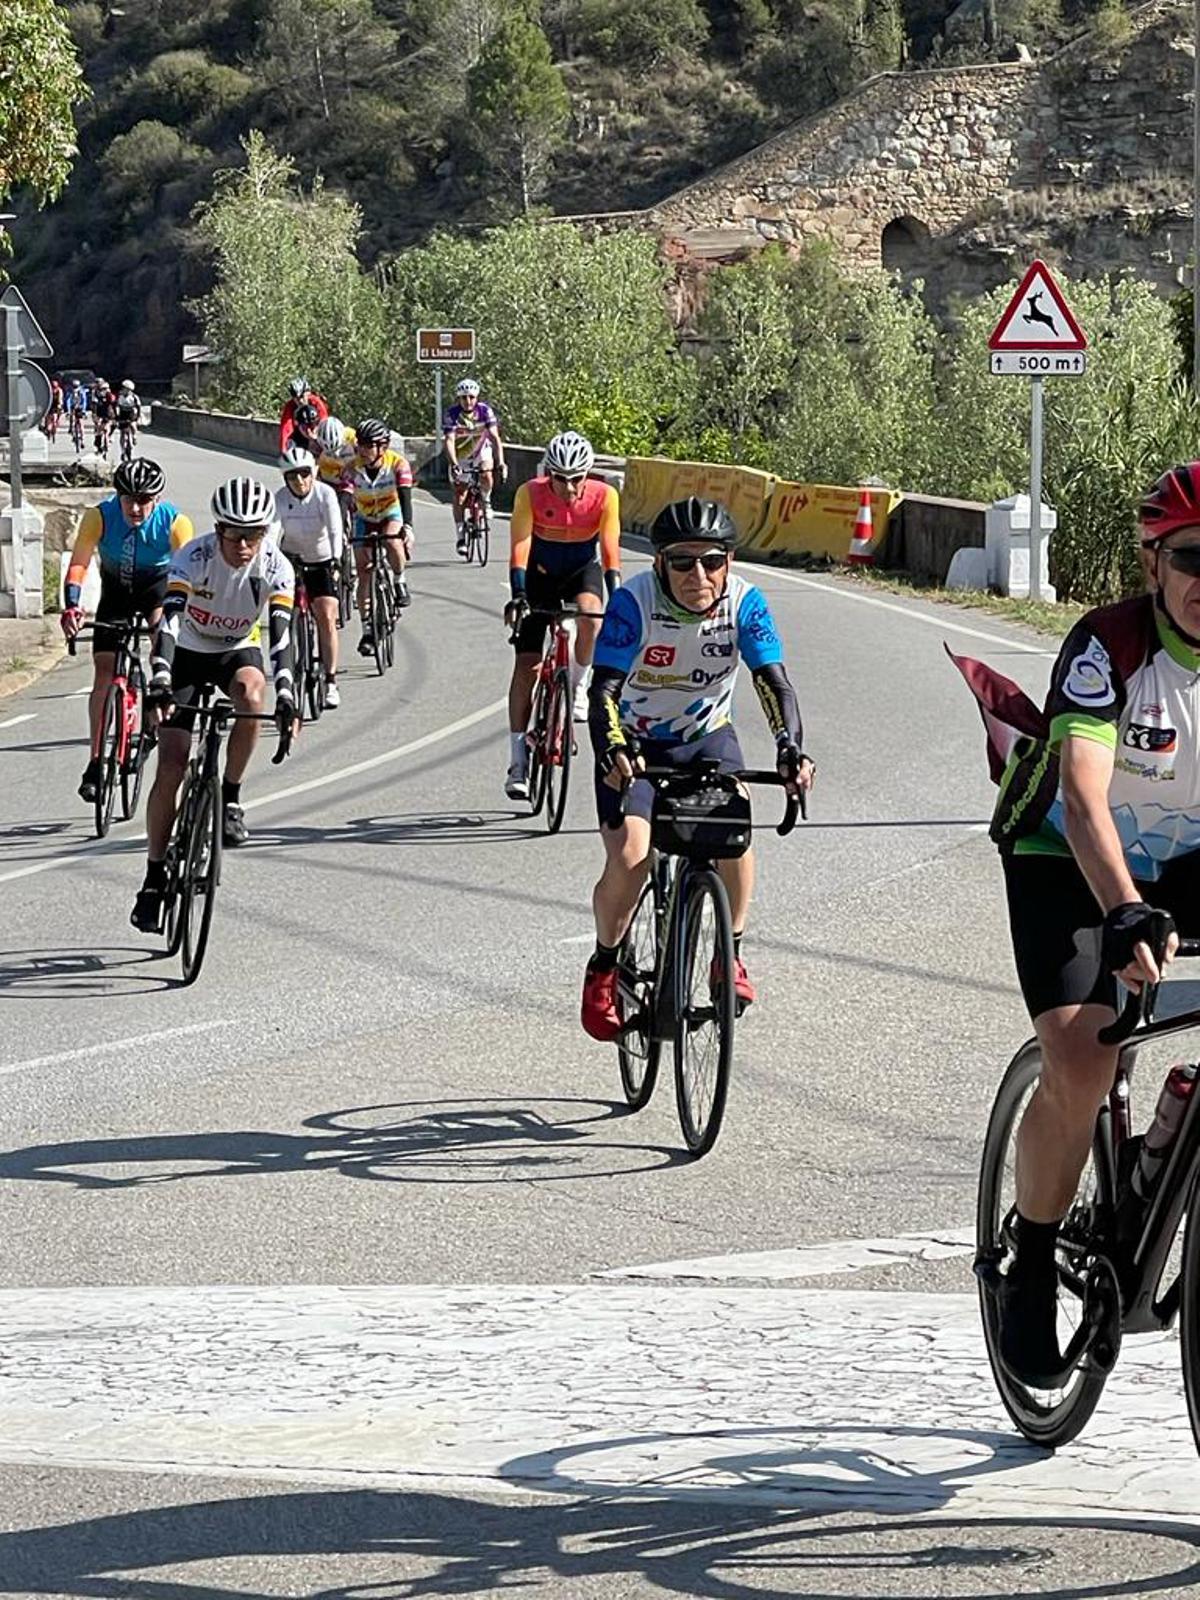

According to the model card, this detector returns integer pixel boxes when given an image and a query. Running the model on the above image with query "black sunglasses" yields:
[663,549,729,574]
[220,528,267,544]
[1164,545,1200,578]
[550,471,585,487]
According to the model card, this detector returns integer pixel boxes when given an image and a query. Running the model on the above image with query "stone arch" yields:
[881,215,933,276]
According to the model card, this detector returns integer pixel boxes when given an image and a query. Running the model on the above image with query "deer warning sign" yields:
[989,260,1087,375]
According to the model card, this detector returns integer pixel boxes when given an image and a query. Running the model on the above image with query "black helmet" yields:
[114,456,166,498]
[294,402,320,429]
[650,496,737,551]
[356,416,390,445]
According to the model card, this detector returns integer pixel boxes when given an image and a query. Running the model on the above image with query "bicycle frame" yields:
[103,619,145,767]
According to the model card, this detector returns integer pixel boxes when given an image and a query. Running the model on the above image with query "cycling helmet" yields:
[113,456,166,498]
[70,379,80,389]
[212,476,276,528]
[317,416,345,453]
[356,416,390,445]
[120,378,135,391]
[544,430,594,477]
[455,378,480,400]
[650,496,737,551]
[280,444,316,474]
[294,402,319,429]
[94,377,109,391]
[289,376,309,399]
[1140,464,1200,545]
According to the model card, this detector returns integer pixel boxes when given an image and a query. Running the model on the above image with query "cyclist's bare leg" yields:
[479,466,494,504]
[224,667,265,785]
[508,651,538,735]
[593,816,653,946]
[354,545,372,621]
[1015,1003,1119,1224]
[384,531,405,578]
[88,651,117,754]
[571,601,603,698]
[314,595,338,677]
[716,847,755,936]
[451,475,466,531]
[146,727,190,858]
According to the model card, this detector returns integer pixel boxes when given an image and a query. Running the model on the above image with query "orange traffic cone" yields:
[847,488,874,566]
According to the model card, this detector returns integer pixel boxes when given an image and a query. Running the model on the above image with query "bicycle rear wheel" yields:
[617,876,662,1111]
[673,866,736,1158]
[976,1038,1114,1447]
[120,663,147,820]
[94,684,121,838]
[544,669,573,834]
[181,777,222,984]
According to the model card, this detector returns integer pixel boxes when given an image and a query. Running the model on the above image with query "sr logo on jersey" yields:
[1124,723,1177,753]
[644,645,676,667]
[1062,637,1115,707]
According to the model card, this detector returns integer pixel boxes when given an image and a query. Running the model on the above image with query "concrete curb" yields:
[0,632,67,704]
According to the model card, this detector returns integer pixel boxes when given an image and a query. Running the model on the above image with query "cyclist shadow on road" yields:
[251,811,594,849]
[0,945,183,998]
[0,1095,688,1190]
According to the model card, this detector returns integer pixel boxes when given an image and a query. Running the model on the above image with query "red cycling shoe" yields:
[581,960,622,1041]
[712,954,756,1009]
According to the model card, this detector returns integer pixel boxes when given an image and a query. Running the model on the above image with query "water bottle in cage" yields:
[1132,1064,1200,1203]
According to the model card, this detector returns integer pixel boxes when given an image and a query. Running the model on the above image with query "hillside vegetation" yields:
[14,0,1131,376]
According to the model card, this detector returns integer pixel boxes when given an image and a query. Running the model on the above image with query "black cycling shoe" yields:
[223,802,249,847]
[998,1255,1069,1388]
[357,631,375,657]
[78,760,102,803]
[130,886,164,934]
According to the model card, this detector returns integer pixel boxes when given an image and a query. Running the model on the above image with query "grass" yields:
[4,655,30,673]
[846,567,1087,636]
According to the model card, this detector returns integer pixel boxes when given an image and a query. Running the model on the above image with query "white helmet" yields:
[317,417,344,453]
[280,444,315,474]
[544,430,594,477]
[120,378,135,391]
[455,378,480,399]
[212,475,276,527]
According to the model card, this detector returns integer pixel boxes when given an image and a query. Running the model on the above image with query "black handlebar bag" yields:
[650,771,752,860]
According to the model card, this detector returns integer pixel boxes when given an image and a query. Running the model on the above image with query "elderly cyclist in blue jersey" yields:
[580,496,815,1041]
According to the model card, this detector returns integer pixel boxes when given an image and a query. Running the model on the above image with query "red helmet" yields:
[1139,463,1200,545]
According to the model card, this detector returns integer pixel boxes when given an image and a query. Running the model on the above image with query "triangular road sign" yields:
[988,261,1086,352]
[0,285,53,360]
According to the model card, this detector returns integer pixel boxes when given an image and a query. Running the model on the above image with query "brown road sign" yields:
[416,328,475,364]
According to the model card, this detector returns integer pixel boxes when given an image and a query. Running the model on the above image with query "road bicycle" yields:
[118,416,137,463]
[159,684,292,985]
[43,408,59,443]
[360,526,403,677]
[337,503,355,629]
[68,409,85,454]
[615,761,802,1157]
[93,418,112,460]
[975,928,1200,1452]
[458,463,490,567]
[68,621,151,837]
[509,605,584,834]
[288,563,325,722]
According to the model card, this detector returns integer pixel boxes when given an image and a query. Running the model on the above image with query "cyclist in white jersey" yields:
[277,445,344,707]
[131,477,295,933]
[581,496,814,1040]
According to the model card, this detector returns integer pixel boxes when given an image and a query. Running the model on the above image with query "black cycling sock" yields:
[222,779,242,808]
[83,755,101,775]
[1013,1212,1059,1270]
[732,932,743,956]
[592,941,620,972]
[143,858,167,891]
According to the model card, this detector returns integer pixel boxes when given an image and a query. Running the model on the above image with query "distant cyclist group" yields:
[44,375,142,460]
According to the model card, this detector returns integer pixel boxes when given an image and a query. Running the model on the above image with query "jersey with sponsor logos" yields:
[351,448,413,522]
[984,595,1200,880]
[442,400,499,453]
[165,530,294,653]
[592,569,783,744]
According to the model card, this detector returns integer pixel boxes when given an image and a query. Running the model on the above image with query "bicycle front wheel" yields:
[617,876,662,1111]
[304,612,323,722]
[181,778,222,984]
[527,675,550,818]
[544,670,573,835]
[673,867,736,1157]
[370,566,388,676]
[977,1038,1113,1447]
[94,684,121,838]
[478,510,490,568]
[293,610,312,721]
[120,663,147,820]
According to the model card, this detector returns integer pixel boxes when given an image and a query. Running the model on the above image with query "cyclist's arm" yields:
[394,455,414,526]
[751,662,803,747]
[598,485,621,595]
[267,585,296,707]
[279,406,294,454]
[319,486,343,559]
[1059,733,1137,914]
[149,576,190,688]
[169,512,195,551]
[508,482,534,596]
[588,586,644,758]
[487,421,505,471]
[64,507,103,608]
[442,418,459,466]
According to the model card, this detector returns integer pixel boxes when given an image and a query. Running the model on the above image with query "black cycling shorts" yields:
[162,644,264,733]
[515,559,604,655]
[293,558,336,600]
[596,725,745,832]
[93,570,168,654]
[1004,849,1200,1020]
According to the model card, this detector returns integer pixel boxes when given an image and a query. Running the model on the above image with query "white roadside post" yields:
[987,260,1087,601]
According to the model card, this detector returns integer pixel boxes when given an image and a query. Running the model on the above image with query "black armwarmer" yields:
[752,661,803,746]
[149,591,186,685]
[399,485,413,525]
[268,598,295,701]
[588,663,628,760]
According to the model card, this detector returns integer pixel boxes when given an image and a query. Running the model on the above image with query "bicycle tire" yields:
[976,1037,1113,1447]
[294,607,312,722]
[617,875,662,1110]
[1178,1170,1200,1457]
[181,777,222,984]
[120,661,147,820]
[305,611,323,722]
[544,669,573,835]
[527,674,550,818]
[338,544,354,627]
[371,564,388,676]
[94,683,121,838]
[673,867,736,1158]
[464,509,477,564]
[479,510,490,569]
[163,776,193,958]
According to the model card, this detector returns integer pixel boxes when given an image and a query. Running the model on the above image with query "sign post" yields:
[0,286,53,619]
[182,343,218,403]
[987,260,1087,602]
[415,328,476,444]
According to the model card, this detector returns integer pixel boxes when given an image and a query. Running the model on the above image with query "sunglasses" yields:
[220,528,267,544]
[286,467,314,479]
[550,471,585,487]
[1164,545,1200,578]
[662,550,729,575]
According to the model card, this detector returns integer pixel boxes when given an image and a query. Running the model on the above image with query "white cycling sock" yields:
[509,732,526,769]
[569,659,588,696]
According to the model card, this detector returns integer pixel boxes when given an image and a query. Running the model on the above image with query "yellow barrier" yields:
[755,481,902,561]
[622,457,775,549]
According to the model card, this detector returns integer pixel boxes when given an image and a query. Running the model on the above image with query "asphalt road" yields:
[1,431,1197,1597]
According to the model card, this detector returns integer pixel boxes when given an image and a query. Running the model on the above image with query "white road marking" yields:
[598,1227,976,1282]
[557,933,595,945]
[0,1282,1194,1522]
[0,1020,232,1079]
[67,687,91,698]
[0,696,508,886]
[0,712,36,729]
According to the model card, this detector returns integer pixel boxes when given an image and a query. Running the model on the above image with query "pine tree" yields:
[466,11,569,215]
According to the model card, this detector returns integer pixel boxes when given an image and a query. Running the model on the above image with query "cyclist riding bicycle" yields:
[61,457,195,804]
[443,378,506,554]
[315,416,357,503]
[278,377,329,453]
[581,495,814,1042]
[502,430,620,801]
[277,444,344,708]
[131,476,296,932]
[350,417,414,657]
[91,380,118,450]
[115,378,141,442]
[956,461,1200,1388]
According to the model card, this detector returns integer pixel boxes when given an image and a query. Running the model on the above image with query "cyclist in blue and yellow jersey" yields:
[501,431,620,801]
[61,457,194,805]
[350,417,414,656]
